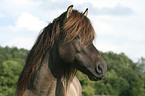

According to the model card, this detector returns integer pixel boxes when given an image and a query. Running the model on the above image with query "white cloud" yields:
[70,0,89,5]
[74,3,134,16]
[5,37,34,49]
[1,0,38,9]
[91,16,115,35]
[0,25,38,49]
[0,12,47,49]
[14,12,47,31]
[0,13,5,18]
[71,0,145,10]
[70,0,119,8]
[94,41,119,53]
[12,0,33,6]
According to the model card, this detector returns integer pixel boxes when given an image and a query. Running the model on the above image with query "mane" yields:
[64,10,95,45]
[16,9,95,96]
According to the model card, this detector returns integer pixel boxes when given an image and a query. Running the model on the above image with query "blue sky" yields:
[0,0,145,62]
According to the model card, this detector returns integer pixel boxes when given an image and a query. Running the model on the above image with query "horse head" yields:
[52,5,107,81]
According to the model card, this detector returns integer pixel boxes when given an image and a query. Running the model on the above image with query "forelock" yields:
[62,10,95,45]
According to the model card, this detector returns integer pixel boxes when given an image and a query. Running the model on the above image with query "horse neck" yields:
[27,53,67,96]
[29,55,57,96]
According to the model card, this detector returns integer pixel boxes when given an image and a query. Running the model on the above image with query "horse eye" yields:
[75,36,80,39]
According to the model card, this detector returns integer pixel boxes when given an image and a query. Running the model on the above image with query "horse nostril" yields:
[95,63,103,75]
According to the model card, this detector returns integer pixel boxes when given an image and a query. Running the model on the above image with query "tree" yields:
[0,60,23,96]
[138,57,145,73]
[77,71,95,96]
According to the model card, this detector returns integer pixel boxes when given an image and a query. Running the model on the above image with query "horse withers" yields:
[16,5,107,96]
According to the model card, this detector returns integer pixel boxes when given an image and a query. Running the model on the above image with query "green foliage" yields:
[77,71,95,96]
[0,46,28,96]
[138,57,145,73]
[0,46,145,96]
[0,46,28,65]
[0,60,23,96]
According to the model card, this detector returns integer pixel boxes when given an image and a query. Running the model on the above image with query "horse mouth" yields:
[88,76,97,81]
[88,76,101,81]
[88,74,105,81]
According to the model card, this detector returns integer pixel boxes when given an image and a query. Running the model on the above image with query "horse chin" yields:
[88,75,104,81]
[88,76,96,81]
[88,76,99,81]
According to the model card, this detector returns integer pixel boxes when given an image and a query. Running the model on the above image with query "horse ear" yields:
[83,8,88,16]
[66,5,73,18]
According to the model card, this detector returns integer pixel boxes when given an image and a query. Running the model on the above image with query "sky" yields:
[0,0,145,62]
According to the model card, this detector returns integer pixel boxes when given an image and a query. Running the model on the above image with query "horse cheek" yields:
[58,43,76,63]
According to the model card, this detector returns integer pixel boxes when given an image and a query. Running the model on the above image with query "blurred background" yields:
[0,0,145,96]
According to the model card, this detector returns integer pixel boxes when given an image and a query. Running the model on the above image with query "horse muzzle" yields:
[89,62,107,81]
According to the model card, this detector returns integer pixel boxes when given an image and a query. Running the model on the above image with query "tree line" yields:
[0,46,145,96]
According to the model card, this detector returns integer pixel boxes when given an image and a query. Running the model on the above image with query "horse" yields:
[16,5,107,96]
